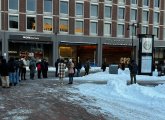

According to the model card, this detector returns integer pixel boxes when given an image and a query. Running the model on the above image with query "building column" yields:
[53,35,59,65]
[2,31,8,60]
[97,38,102,66]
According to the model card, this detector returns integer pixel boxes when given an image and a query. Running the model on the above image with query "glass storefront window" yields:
[44,0,52,13]
[60,19,68,32]
[9,0,18,10]
[43,18,52,31]
[27,16,36,30]
[75,20,83,33]
[9,15,18,29]
[91,4,98,17]
[104,6,112,18]
[60,1,68,15]
[27,0,36,11]
[90,22,97,35]
[76,3,83,16]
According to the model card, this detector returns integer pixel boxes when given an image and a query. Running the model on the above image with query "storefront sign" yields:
[23,36,39,40]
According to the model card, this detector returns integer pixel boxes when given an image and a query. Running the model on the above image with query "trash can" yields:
[109,64,118,74]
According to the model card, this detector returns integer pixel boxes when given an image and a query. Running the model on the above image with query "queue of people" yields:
[0,56,49,88]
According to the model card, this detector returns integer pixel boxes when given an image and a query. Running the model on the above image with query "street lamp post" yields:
[127,22,139,61]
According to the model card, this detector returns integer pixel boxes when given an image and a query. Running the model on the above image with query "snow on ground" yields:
[67,68,165,120]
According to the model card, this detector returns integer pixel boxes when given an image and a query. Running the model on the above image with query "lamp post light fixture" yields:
[127,22,140,60]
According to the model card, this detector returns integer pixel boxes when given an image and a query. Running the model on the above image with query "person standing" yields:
[76,60,82,77]
[29,57,36,80]
[55,58,60,77]
[0,59,10,88]
[21,57,27,80]
[36,59,42,79]
[8,57,16,86]
[58,58,66,85]
[84,60,90,75]
[101,61,106,72]
[129,60,138,84]
[67,59,75,84]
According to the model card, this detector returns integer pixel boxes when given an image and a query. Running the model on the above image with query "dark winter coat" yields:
[129,61,138,74]
[0,59,9,76]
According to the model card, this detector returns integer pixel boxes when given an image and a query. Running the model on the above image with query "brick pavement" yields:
[0,79,111,120]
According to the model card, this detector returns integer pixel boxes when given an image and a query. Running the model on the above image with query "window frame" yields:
[90,3,98,18]
[8,14,19,30]
[26,0,36,13]
[104,5,112,19]
[8,0,19,12]
[90,20,98,35]
[104,22,111,36]
[43,17,53,32]
[75,2,84,17]
[43,0,53,14]
[75,19,84,34]
[59,18,69,34]
[26,15,36,31]
[60,1,69,17]
[117,23,125,37]
[118,7,125,20]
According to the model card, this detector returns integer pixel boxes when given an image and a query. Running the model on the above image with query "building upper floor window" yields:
[60,19,68,33]
[153,27,159,38]
[143,10,149,22]
[9,15,18,29]
[118,0,125,4]
[104,6,112,18]
[90,21,98,35]
[117,24,124,36]
[154,12,159,23]
[142,26,148,34]
[131,0,137,4]
[43,17,52,31]
[27,0,36,11]
[130,9,137,20]
[91,4,98,18]
[118,7,125,19]
[154,0,159,8]
[60,1,68,15]
[44,0,52,13]
[104,23,111,36]
[76,3,83,16]
[27,16,36,30]
[9,0,18,10]
[75,20,83,34]
[143,0,149,6]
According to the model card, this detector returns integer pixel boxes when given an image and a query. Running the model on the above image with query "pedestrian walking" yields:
[8,57,16,86]
[67,59,75,84]
[128,60,138,84]
[58,58,66,85]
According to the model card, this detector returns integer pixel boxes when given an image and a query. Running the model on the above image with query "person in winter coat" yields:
[128,60,138,84]
[8,57,16,86]
[75,60,82,77]
[101,61,106,72]
[58,58,66,85]
[29,58,36,80]
[0,59,10,88]
[36,59,42,79]
[84,60,90,75]
[42,59,49,78]
[67,59,75,84]
[55,58,60,77]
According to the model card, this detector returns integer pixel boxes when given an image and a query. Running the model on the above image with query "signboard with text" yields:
[138,34,154,75]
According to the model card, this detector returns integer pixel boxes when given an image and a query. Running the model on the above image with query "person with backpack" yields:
[128,60,138,84]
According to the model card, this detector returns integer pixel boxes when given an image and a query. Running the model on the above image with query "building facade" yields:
[0,0,165,66]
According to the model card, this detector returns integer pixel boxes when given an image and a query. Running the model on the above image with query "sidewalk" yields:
[0,78,108,120]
